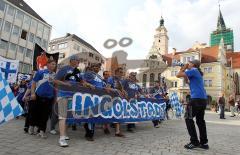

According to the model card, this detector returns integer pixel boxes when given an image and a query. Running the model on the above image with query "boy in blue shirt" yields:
[30,59,57,138]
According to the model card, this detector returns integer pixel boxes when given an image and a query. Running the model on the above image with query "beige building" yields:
[162,40,240,104]
[49,33,105,70]
[0,0,52,74]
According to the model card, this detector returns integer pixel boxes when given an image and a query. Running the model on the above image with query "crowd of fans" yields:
[12,55,172,147]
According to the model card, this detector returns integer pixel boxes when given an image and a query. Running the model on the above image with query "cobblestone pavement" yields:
[0,111,239,155]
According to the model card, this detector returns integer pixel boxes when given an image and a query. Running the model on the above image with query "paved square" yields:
[0,111,239,155]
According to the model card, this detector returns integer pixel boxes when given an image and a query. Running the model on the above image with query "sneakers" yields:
[63,136,70,140]
[85,136,94,141]
[184,143,199,149]
[28,126,34,135]
[37,130,47,139]
[50,130,57,135]
[154,124,160,128]
[24,127,28,133]
[59,138,68,147]
[115,132,125,137]
[199,143,209,150]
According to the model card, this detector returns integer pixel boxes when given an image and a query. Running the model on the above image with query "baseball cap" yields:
[189,59,200,68]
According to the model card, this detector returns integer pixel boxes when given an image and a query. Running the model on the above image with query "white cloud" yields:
[24,0,240,59]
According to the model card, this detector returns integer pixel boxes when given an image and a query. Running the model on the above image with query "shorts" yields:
[57,97,69,120]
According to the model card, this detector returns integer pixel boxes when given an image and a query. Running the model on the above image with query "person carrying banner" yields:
[30,59,57,139]
[82,63,113,141]
[55,55,85,147]
[102,70,111,134]
[121,72,142,132]
[149,80,164,128]
[176,59,209,150]
[107,67,126,137]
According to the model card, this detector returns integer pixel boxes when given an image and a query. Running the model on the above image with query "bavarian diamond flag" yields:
[0,72,23,125]
[169,92,184,118]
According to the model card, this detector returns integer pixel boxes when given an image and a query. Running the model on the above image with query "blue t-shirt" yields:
[33,69,55,98]
[122,79,141,99]
[185,68,207,99]
[83,71,106,89]
[16,83,27,102]
[55,65,83,97]
[107,76,122,89]
[150,86,164,99]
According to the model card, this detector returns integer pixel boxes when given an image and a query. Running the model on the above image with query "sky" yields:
[24,0,240,59]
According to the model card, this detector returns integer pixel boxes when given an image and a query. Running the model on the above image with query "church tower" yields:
[150,16,169,56]
[210,6,234,50]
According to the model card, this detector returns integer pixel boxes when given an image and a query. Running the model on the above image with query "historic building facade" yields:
[0,0,52,74]
[49,33,105,70]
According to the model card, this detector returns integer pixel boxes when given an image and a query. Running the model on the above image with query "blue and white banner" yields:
[169,92,184,118]
[59,85,166,124]
[0,56,19,83]
[0,72,24,125]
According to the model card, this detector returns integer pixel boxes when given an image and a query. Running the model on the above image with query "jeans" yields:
[219,104,225,119]
[185,99,208,145]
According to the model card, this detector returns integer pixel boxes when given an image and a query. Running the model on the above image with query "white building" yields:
[49,33,105,70]
[0,0,52,74]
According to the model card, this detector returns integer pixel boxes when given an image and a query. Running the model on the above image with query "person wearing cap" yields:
[54,55,82,147]
[176,59,209,150]
[121,72,142,132]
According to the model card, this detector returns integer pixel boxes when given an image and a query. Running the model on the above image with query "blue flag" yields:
[0,72,23,125]
[169,92,184,118]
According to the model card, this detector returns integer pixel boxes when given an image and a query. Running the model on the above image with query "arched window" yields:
[143,74,147,87]
[150,73,155,86]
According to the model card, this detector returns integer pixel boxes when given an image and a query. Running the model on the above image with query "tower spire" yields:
[217,2,226,31]
[160,16,164,27]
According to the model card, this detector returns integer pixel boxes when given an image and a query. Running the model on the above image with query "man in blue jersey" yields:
[176,59,209,150]
[30,59,57,139]
[82,63,113,141]
[122,72,142,132]
[55,55,85,147]
[107,67,126,137]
